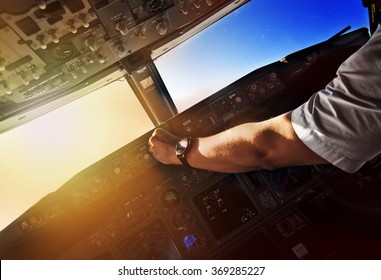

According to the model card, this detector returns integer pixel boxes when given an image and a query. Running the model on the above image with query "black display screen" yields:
[258,166,315,199]
[194,175,257,240]
[16,17,40,36]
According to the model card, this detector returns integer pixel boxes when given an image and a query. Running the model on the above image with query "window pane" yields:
[0,79,154,230]
[154,0,369,113]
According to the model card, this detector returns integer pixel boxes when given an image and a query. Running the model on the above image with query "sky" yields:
[0,0,370,230]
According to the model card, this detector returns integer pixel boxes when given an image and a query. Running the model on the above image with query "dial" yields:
[51,44,76,61]
[161,188,181,208]
[146,0,166,13]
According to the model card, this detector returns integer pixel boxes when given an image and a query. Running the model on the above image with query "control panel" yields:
[1,27,376,260]
[0,0,248,129]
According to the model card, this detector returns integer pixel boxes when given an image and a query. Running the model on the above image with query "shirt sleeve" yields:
[291,25,381,173]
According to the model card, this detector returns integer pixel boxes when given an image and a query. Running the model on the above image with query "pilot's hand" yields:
[148,128,182,165]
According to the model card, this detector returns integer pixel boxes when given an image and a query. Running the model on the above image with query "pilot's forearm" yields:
[186,123,272,173]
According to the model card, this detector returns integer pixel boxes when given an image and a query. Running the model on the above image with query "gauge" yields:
[146,0,166,13]
[51,44,76,61]
[161,188,181,208]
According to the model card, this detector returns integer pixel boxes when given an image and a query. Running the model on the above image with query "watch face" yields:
[176,138,189,157]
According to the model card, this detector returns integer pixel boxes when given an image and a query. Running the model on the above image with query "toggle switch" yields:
[115,21,129,36]
[18,70,29,86]
[67,19,77,34]
[36,34,47,49]
[155,21,168,36]
[28,64,40,80]
[0,57,5,71]
[78,13,90,28]
[1,80,12,95]
[48,29,59,43]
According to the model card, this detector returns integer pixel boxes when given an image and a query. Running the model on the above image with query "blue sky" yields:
[155,0,370,112]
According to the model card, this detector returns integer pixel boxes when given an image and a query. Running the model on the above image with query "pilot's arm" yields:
[148,112,327,173]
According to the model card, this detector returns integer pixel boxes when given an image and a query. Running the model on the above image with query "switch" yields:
[155,21,168,36]
[67,19,77,34]
[116,44,126,57]
[28,64,40,80]
[97,54,106,64]
[67,66,77,79]
[86,54,94,64]
[78,61,87,74]
[134,28,146,39]
[1,80,12,95]
[85,37,98,52]
[0,57,5,71]
[18,71,29,86]
[36,34,47,49]
[115,21,129,36]
[48,29,59,43]
[190,0,201,9]
[78,13,90,28]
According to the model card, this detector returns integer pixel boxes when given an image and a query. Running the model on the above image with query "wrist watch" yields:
[175,137,192,167]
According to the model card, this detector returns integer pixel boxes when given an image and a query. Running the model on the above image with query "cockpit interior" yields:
[1,0,380,259]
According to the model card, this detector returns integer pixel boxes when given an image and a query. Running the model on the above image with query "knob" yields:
[78,13,90,28]
[1,80,12,95]
[155,21,168,36]
[67,20,77,34]
[36,34,47,49]
[115,21,129,36]
[0,57,5,71]
[48,29,59,43]
[85,37,98,52]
